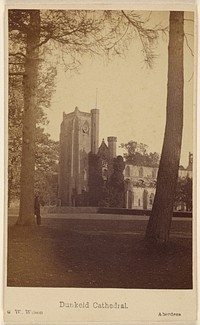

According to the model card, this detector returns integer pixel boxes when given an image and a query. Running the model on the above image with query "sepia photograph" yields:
[4,3,197,324]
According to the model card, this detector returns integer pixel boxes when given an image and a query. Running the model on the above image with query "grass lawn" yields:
[7,217,192,289]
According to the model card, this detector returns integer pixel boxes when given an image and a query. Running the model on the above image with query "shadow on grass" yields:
[7,218,192,289]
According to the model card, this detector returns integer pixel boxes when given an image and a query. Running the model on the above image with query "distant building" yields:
[124,152,193,210]
[124,165,157,210]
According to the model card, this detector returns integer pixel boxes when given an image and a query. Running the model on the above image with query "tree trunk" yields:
[145,11,184,245]
[17,11,40,225]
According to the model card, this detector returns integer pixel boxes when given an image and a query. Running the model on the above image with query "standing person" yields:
[34,195,41,225]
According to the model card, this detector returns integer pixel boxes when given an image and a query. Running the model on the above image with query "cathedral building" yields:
[58,107,117,206]
[124,152,193,210]
[58,106,193,210]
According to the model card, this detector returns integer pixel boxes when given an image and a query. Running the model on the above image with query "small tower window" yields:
[125,166,131,177]
[83,169,87,181]
[139,167,143,177]
[152,168,157,178]
[149,193,155,205]
[102,168,108,180]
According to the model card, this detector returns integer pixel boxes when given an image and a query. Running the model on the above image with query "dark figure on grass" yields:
[34,195,41,225]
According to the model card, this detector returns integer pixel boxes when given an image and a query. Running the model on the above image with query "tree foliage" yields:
[88,153,105,206]
[120,141,160,167]
[8,62,58,207]
[8,112,59,207]
[106,156,125,208]
[8,77,23,205]
[9,9,167,76]
[174,177,192,211]
[35,130,59,206]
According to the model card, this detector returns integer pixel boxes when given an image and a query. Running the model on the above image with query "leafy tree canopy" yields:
[106,156,125,208]
[120,141,160,167]
[175,176,192,211]
[8,73,59,206]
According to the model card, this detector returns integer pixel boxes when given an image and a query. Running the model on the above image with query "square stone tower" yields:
[58,107,99,206]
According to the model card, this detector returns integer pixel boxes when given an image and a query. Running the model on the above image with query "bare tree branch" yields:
[106,23,130,52]
[184,34,194,56]
[121,10,167,68]
[188,72,194,82]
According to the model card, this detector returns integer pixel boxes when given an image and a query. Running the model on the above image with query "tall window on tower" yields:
[125,165,131,177]
[102,160,108,180]
[139,167,143,177]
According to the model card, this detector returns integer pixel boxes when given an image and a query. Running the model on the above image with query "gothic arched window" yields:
[83,169,87,181]
[102,168,108,180]
[139,167,143,177]
[152,168,157,178]
[125,165,131,177]
[149,193,155,205]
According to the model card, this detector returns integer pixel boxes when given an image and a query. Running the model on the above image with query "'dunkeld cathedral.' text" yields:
[59,301,128,309]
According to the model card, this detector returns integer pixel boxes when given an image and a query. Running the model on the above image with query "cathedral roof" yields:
[97,139,109,159]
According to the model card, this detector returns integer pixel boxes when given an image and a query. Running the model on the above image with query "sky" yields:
[44,10,194,168]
